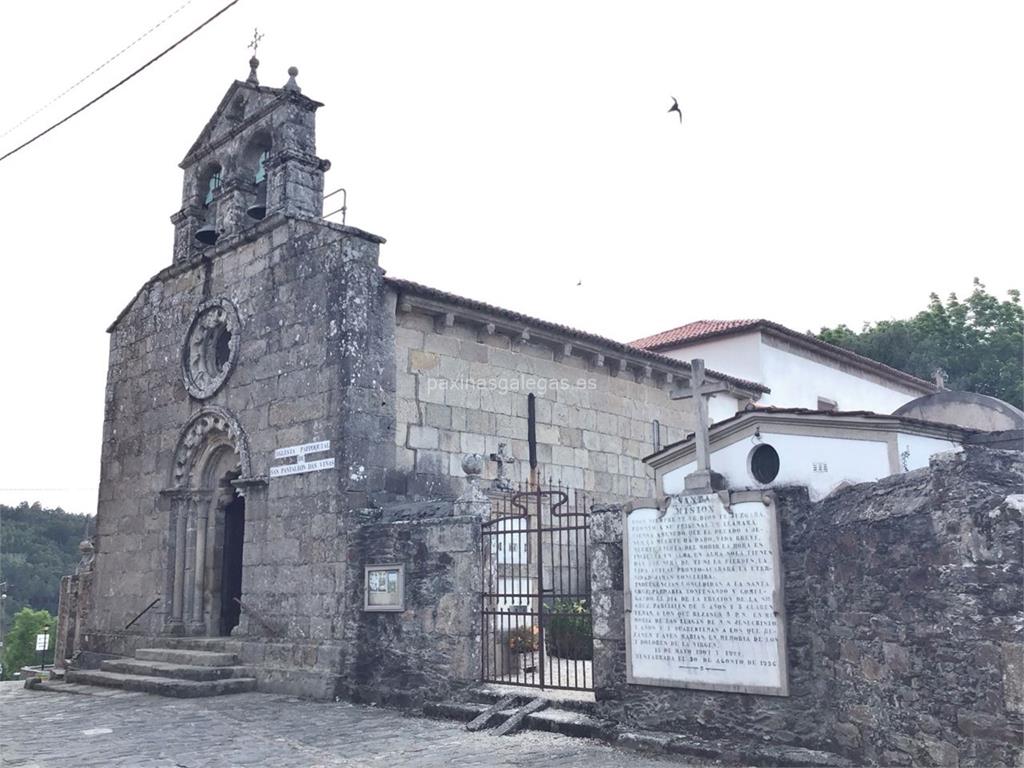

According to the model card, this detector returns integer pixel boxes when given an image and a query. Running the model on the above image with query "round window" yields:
[750,444,780,484]
[181,298,240,399]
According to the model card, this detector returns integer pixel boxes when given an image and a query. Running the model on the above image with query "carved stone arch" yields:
[171,406,251,490]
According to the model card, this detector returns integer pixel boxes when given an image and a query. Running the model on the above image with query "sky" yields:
[1,1,1021,516]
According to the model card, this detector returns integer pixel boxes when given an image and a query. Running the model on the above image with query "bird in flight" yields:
[668,97,682,123]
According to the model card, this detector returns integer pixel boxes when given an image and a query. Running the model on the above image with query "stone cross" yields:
[248,27,265,57]
[670,358,728,491]
[489,442,516,490]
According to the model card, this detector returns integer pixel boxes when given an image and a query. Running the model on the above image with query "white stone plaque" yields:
[274,440,331,460]
[624,493,788,695]
[270,439,334,478]
[269,457,336,478]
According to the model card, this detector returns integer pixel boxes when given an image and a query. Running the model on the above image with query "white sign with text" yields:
[270,440,335,479]
[624,493,788,695]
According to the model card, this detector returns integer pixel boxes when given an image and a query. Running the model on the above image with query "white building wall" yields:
[896,432,962,471]
[663,432,892,501]
[656,331,922,415]
[758,343,918,413]
[659,334,764,385]
[662,430,963,501]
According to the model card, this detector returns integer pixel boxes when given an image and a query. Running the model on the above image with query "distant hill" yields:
[1,503,90,628]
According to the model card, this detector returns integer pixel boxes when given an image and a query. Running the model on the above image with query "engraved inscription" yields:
[626,494,786,693]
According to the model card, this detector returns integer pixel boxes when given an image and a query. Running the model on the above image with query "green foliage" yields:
[816,279,1023,409]
[1,502,90,632]
[545,598,593,660]
[2,607,54,678]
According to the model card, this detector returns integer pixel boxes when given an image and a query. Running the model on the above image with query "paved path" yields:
[0,682,694,767]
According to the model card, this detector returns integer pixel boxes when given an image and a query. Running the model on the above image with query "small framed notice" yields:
[364,564,405,612]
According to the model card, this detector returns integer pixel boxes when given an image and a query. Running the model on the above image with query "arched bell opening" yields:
[196,161,223,245]
[242,131,272,220]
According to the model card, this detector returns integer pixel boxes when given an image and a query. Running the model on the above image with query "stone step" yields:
[66,669,256,698]
[146,637,243,654]
[101,658,250,682]
[134,648,238,667]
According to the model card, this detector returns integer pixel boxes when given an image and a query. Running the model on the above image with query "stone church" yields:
[66,59,765,698]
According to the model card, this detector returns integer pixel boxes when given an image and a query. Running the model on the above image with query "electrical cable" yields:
[0,0,241,166]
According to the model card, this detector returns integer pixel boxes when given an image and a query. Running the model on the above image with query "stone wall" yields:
[338,504,481,706]
[392,305,696,501]
[88,213,389,651]
[591,446,1023,767]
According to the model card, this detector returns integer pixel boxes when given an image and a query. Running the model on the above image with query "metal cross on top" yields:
[248,27,265,57]
[670,358,743,490]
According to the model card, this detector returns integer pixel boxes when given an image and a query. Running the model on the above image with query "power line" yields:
[0,0,241,166]
[0,0,198,139]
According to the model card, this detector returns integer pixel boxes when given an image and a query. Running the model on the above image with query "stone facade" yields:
[391,301,703,501]
[78,63,764,699]
[591,446,1023,767]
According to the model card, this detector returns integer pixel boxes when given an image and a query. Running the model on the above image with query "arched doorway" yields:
[165,407,252,637]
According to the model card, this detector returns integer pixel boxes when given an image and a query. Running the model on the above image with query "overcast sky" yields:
[1,1,1021,516]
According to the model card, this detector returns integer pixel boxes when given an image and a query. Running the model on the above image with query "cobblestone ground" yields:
[0,682,694,768]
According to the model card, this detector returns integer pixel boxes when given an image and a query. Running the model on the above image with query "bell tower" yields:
[170,58,331,263]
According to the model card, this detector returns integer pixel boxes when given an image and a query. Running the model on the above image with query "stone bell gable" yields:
[171,57,330,264]
[93,59,392,649]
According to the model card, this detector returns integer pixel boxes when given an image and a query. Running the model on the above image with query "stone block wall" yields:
[339,505,482,705]
[88,214,389,649]
[392,305,696,500]
[591,447,1023,767]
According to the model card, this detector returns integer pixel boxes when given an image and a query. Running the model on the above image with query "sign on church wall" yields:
[269,440,335,478]
[624,493,789,696]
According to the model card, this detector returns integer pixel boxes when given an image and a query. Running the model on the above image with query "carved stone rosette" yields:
[180,297,241,399]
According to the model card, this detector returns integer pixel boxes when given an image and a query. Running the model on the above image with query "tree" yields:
[0,502,89,631]
[2,607,54,679]
[816,279,1023,410]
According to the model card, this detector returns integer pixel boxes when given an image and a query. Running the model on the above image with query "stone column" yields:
[171,496,188,626]
[191,495,211,632]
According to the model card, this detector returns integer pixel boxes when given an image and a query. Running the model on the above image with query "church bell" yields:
[245,202,267,220]
[195,224,220,245]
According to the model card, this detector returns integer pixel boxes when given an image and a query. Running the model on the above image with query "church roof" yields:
[631,319,761,348]
[630,318,937,394]
[385,278,769,395]
[643,405,975,464]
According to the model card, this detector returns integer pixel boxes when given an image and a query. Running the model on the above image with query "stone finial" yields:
[75,539,96,575]
[933,368,948,389]
[247,56,260,85]
[284,66,301,93]
[455,453,490,518]
[462,453,484,478]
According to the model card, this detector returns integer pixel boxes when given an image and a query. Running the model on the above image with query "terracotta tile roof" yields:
[630,318,936,394]
[630,319,761,350]
[385,278,769,394]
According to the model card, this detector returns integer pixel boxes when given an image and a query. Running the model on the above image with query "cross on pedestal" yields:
[670,359,729,492]
[488,442,516,490]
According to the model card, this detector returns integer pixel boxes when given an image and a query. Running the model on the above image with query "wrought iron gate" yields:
[481,483,593,691]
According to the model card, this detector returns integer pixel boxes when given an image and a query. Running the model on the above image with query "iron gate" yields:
[481,483,593,691]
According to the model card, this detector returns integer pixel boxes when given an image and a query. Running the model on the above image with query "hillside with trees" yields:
[816,280,1023,410]
[1,502,89,630]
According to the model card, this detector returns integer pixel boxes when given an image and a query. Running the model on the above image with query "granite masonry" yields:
[66,61,762,701]
[591,446,1023,767]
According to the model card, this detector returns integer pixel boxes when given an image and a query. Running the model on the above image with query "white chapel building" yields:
[628,318,980,500]
[630,318,938,416]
